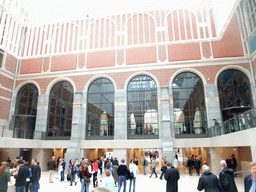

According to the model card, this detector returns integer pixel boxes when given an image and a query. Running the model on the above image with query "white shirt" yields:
[129,163,139,177]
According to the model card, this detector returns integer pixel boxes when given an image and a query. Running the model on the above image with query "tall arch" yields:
[13,84,39,139]
[86,78,115,139]
[47,81,74,138]
[217,69,253,121]
[127,75,158,139]
[172,72,207,135]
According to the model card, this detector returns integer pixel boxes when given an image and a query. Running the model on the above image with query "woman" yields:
[187,157,194,176]
[92,159,99,188]
[112,161,119,187]
[101,169,115,191]
[0,162,10,192]
[106,162,114,177]
[79,162,91,192]
[69,160,78,186]
[129,159,139,192]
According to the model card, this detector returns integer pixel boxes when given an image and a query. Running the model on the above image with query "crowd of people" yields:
[0,154,256,192]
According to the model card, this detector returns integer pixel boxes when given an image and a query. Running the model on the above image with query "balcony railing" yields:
[208,109,256,137]
[13,128,35,139]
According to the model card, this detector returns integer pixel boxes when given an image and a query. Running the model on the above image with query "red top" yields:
[92,162,98,172]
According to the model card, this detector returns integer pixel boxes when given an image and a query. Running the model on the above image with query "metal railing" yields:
[13,128,35,139]
[208,109,256,137]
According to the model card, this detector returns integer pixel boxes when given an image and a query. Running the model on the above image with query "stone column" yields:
[159,86,174,162]
[251,145,256,162]
[114,149,128,165]
[34,94,50,140]
[208,147,222,175]
[114,89,127,140]
[65,92,86,162]
[204,84,222,128]
[32,149,53,171]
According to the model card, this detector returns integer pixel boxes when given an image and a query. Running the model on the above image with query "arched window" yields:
[172,72,207,136]
[86,78,115,139]
[217,69,253,121]
[14,84,38,139]
[127,75,158,139]
[47,81,74,138]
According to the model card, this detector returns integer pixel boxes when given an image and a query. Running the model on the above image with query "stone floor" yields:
[9,170,244,192]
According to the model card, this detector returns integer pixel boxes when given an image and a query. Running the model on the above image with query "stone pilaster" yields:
[114,149,128,165]
[114,89,127,140]
[34,94,49,140]
[204,84,222,127]
[159,86,174,162]
[65,91,86,162]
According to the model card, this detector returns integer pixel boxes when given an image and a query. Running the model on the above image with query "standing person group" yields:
[197,160,238,192]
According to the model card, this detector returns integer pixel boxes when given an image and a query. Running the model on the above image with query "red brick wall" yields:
[51,54,77,71]
[212,13,244,58]
[5,54,17,74]
[87,51,115,68]
[126,47,157,65]
[0,99,11,120]
[168,43,201,61]
[20,58,43,74]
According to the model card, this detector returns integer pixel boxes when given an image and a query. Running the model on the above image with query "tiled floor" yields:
[8,170,245,192]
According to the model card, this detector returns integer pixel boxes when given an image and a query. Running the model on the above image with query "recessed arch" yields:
[15,80,41,96]
[84,74,117,92]
[46,77,77,94]
[124,71,160,90]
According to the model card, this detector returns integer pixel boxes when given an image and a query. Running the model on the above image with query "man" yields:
[99,157,103,174]
[29,159,41,192]
[244,162,256,192]
[60,158,66,182]
[173,156,178,169]
[239,114,246,130]
[165,162,180,192]
[141,156,148,175]
[231,154,237,177]
[197,165,223,192]
[194,156,201,176]
[160,156,167,179]
[134,157,138,166]
[219,160,238,192]
[117,159,129,192]
[14,160,30,192]
[47,156,56,183]
[149,157,157,178]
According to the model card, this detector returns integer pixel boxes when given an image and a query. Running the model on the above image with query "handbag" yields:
[83,176,90,184]
[125,170,130,180]
[130,172,134,180]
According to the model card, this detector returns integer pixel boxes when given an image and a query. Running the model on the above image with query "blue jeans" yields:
[30,182,39,192]
[160,167,167,179]
[118,175,126,192]
[129,177,136,192]
[61,170,65,181]
[81,179,90,192]
[71,174,75,185]
[16,186,25,192]
[150,167,157,177]
[93,172,98,187]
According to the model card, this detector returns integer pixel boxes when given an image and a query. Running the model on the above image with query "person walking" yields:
[117,159,129,192]
[231,154,237,177]
[160,156,167,180]
[219,160,238,192]
[112,161,119,187]
[29,159,41,192]
[187,157,194,176]
[141,156,148,175]
[69,160,78,186]
[60,158,66,182]
[92,159,99,188]
[165,162,180,192]
[194,156,201,176]
[244,162,256,192]
[197,165,223,192]
[129,159,139,192]
[149,157,157,178]
[79,162,91,192]
[47,156,56,183]
[14,160,30,192]
[0,162,10,192]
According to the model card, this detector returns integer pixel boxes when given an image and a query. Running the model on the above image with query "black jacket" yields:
[165,167,180,192]
[117,164,129,176]
[194,159,201,169]
[14,165,30,186]
[219,167,238,192]
[47,160,56,170]
[197,171,224,192]
[30,164,41,184]
[244,174,253,192]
